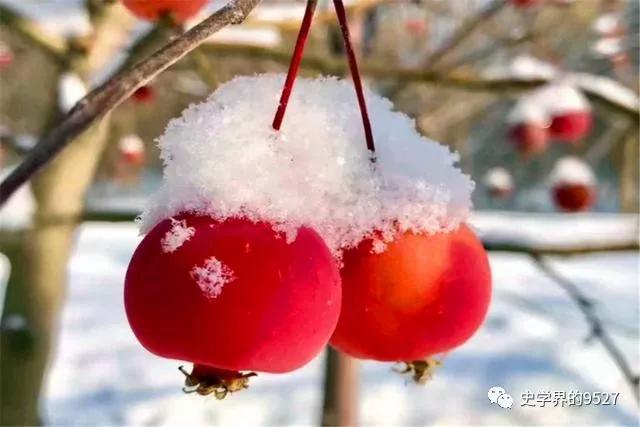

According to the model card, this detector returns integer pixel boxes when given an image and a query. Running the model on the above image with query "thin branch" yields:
[531,254,640,402]
[199,43,640,118]
[0,4,66,64]
[485,240,639,256]
[423,0,508,70]
[0,0,261,207]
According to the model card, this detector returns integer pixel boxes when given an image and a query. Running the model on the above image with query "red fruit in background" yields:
[122,0,208,23]
[330,224,491,363]
[0,42,12,69]
[483,167,515,200]
[508,122,550,156]
[131,85,155,103]
[118,134,146,166]
[405,19,427,36]
[552,183,595,212]
[511,0,542,7]
[549,110,593,143]
[125,214,341,395]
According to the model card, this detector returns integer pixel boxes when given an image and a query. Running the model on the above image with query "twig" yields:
[0,0,261,207]
[531,254,640,402]
[423,0,508,70]
[198,43,640,118]
[485,241,639,256]
[0,4,66,64]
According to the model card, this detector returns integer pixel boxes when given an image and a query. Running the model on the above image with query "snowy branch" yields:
[0,4,66,64]
[0,0,261,207]
[531,255,640,402]
[199,43,640,118]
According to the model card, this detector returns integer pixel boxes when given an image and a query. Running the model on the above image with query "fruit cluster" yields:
[123,75,492,398]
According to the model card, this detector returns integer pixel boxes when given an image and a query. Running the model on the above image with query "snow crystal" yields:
[550,157,596,186]
[58,72,87,113]
[161,218,195,253]
[190,257,235,299]
[140,74,473,258]
[483,168,514,191]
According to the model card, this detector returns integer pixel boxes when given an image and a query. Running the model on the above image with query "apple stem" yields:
[272,0,376,157]
[332,0,376,155]
[272,0,318,131]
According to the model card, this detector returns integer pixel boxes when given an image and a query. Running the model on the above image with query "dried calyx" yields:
[179,364,257,399]
[394,358,442,384]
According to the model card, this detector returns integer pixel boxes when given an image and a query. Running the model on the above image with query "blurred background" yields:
[0,0,638,425]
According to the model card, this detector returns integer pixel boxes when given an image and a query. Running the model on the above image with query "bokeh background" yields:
[0,0,638,426]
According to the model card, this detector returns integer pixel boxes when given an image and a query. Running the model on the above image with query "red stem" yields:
[332,0,376,154]
[272,0,318,130]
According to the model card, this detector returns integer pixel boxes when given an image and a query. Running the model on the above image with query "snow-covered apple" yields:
[483,167,515,199]
[122,0,208,23]
[128,74,489,392]
[507,98,550,156]
[538,84,593,143]
[550,156,596,212]
[118,134,146,166]
[330,224,491,364]
[125,214,340,397]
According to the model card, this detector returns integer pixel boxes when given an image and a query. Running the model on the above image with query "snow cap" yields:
[483,167,514,191]
[140,74,474,258]
[119,134,145,154]
[550,156,596,186]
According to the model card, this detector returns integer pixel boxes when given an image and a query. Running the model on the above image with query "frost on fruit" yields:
[161,218,195,253]
[141,74,474,258]
[190,257,235,299]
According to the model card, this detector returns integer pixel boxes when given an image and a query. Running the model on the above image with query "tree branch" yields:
[423,0,508,70]
[0,0,261,207]
[531,254,640,402]
[199,43,640,118]
[484,240,639,256]
[0,4,66,65]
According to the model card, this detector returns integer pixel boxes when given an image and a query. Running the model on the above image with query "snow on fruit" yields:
[483,167,514,199]
[550,156,597,212]
[126,214,341,397]
[542,84,593,143]
[330,224,491,375]
[118,134,146,166]
[507,98,550,156]
[126,74,489,395]
[122,0,208,23]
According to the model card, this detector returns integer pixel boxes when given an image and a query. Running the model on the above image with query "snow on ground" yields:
[36,212,639,426]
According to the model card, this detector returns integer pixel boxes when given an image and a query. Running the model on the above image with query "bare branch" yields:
[531,255,640,402]
[423,0,508,70]
[0,4,66,64]
[485,240,639,256]
[0,0,261,207]
[200,43,640,118]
